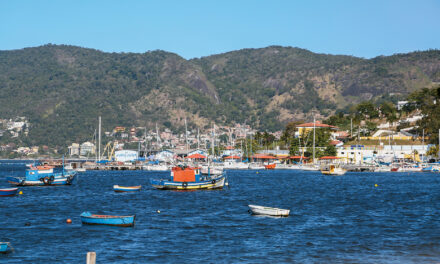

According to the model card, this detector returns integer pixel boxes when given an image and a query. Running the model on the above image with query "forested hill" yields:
[0,44,439,146]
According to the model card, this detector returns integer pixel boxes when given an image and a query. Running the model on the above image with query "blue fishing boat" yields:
[150,166,227,190]
[0,188,18,197]
[113,185,142,192]
[6,165,76,186]
[0,242,12,254]
[80,212,136,227]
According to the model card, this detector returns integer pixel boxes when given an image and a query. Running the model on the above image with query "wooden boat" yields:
[80,212,135,227]
[113,185,142,192]
[264,163,276,170]
[6,165,76,186]
[321,164,347,175]
[0,188,18,197]
[0,242,12,253]
[248,205,290,217]
[150,166,226,190]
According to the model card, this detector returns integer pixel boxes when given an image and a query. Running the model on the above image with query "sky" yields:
[0,0,439,59]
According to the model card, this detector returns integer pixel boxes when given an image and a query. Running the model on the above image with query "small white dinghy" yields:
[248,205,290,217]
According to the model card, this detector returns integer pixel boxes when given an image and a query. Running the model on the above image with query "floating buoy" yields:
[156,210,161,214]
[66,218,72,224]
[19,191,23,195]
[256,172,259,174]
[374,184,378,187]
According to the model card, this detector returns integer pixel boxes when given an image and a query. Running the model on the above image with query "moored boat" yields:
[6,165,76,186]
[264,163,276,170]
[321,164,347,175]
[200,165,223,175]
[113,185,142,192]
[0,242,12,253]
[150,166,226,190]
[0,188,18,197]
[80,212,135,227]
[248,204,290,217]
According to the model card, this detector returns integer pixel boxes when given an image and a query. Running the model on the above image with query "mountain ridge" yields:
[0,44,439,146]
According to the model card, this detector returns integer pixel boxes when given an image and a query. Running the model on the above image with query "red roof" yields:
[252,154,277,159]
[224,155,240,159]
[297,121,337,129]
[186,153,206,159]
[329,140,342,146]
[287,156,309,159]
[225,146,235,150]
[319,156,340,160]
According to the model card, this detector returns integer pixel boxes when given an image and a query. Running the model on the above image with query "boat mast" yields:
[156,123,161,150]
[185,118,188,155]
[312,115,315,164]
[98,116,101,162]
[211,123,215,157]
[197,127,200,150]
[94,129,97,162]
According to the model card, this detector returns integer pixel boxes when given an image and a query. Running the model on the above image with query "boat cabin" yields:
[171,166,202,182]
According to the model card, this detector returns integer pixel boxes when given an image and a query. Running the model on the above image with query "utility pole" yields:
[350,118,353,138]
[98,116,101,162]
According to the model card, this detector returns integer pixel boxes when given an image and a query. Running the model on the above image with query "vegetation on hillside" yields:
[0,44,439,147]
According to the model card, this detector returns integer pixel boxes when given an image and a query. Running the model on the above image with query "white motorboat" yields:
[248,163,265,170]
[201,166,224,175]
[248,205,290,217]
[143,164,169,171]
[223,160,249,170]
[320,164,347,175]
[300,164,320,171]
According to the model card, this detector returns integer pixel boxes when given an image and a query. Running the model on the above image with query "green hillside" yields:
[0,44,439,146]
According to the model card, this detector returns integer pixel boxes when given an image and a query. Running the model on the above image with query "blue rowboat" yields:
[0,242,12,253]
[113,185,141,192]
[80,212,135,227]
[0,188,18,197]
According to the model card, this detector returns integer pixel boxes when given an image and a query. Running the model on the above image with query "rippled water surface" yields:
[1,161,440,263]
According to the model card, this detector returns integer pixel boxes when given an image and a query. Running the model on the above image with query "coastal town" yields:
[0,100,434,172]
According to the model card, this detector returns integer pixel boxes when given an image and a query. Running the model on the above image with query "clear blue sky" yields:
[0,0,439,59]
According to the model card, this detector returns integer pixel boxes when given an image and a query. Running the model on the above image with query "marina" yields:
[1,161,440,262]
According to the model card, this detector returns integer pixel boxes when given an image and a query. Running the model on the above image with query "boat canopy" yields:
[185,154,207,159]
[251,154,277,159]
[286,156,309,159]
[224,155,241,159]
[319,156,340,160]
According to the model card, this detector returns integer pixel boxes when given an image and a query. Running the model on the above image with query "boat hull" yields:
[7,174,76,186]
[80,212,135,227]
[151,175,226,190]
[113,185,142,192]
[248,205,290,217]
[0,242,12,253]
[0,188,18,197]
[321,170,346,176]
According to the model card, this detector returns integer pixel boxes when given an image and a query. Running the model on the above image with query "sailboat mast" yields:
[211,124,215,157]
[156,123,161,149]
[185,118,188,154]
[312,115,315,164]
[98,116,101,162]
[197,128,200,150]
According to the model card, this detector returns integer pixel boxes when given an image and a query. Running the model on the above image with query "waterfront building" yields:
[115,150,138,162]
[80,142,95,156]
[68,143,80,156]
